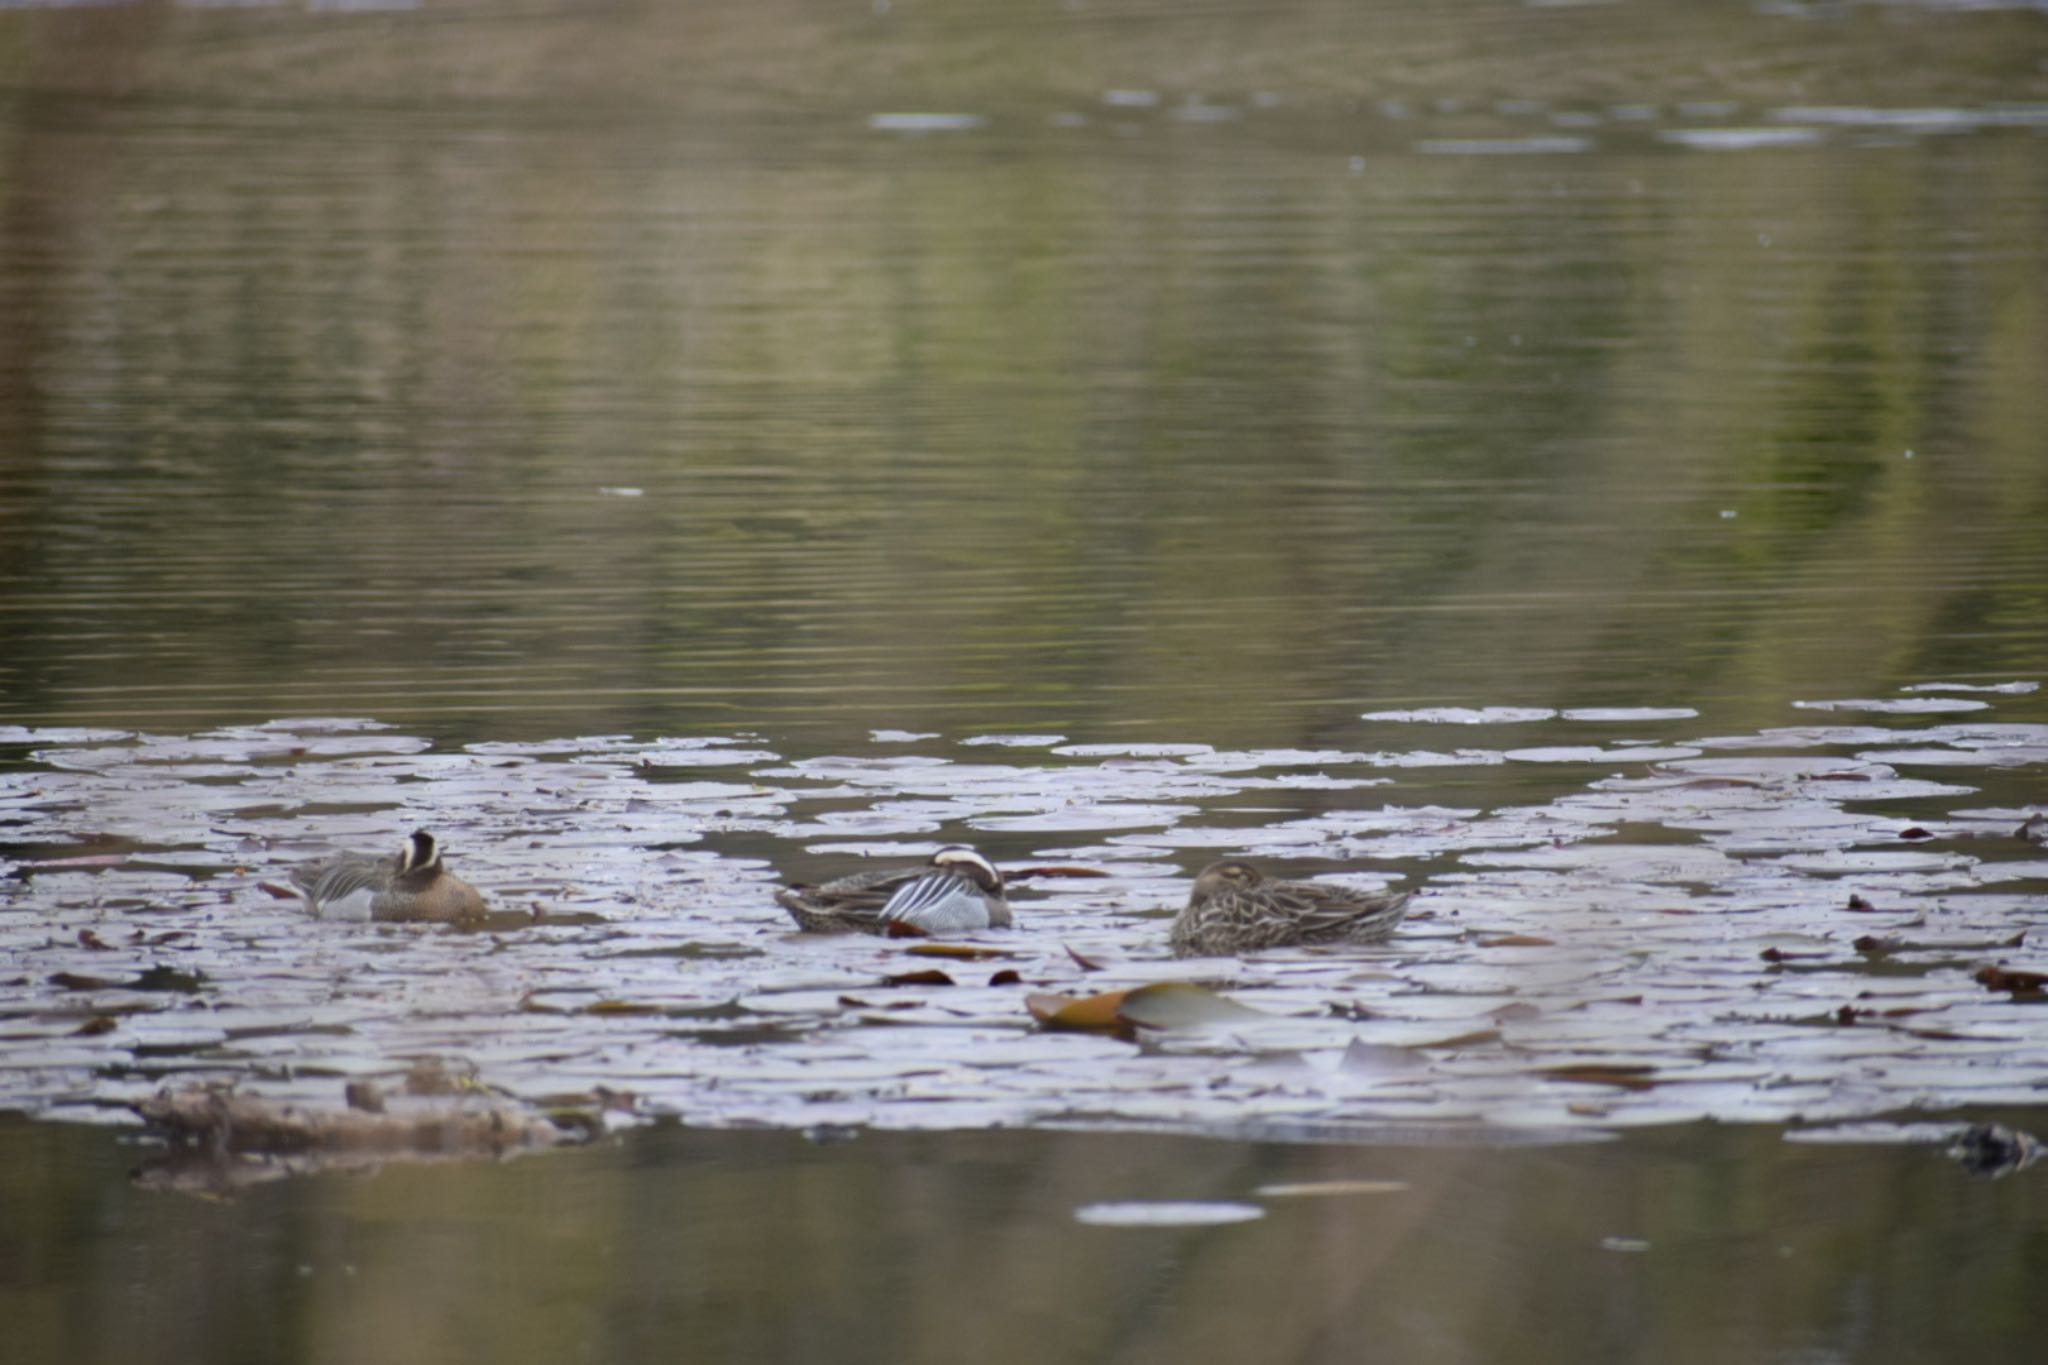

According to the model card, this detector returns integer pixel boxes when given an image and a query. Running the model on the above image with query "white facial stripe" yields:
[405,831,439,871]
[931,847,998,882]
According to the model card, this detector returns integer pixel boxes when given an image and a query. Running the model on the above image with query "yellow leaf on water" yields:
[1027,989,1133,1031]
[1026,981,1281,1034]
[1114,981,1281,1030]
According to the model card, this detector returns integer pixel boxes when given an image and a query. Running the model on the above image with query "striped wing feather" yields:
[878,870,988,933]
[777,864,926,931]
[290,852,393,908]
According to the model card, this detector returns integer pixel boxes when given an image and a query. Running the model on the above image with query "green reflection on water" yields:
[3,1117,2046,1365]
[0,3,2045,755]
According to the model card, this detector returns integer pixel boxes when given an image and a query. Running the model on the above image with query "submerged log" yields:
[134,1084,568,1159]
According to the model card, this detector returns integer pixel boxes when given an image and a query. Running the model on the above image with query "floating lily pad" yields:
[1251,1179,1409,1198]
[4,701,2048,1148]
[1073,1201,1265,1227]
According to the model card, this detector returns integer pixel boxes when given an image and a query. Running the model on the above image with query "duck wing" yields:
[1286,881,1411,942]
[877,869,993,934]
[777,864,925,929]
[288,852,391,916]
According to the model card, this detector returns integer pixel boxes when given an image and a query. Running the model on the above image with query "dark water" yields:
[3,3,2047,749]
[5,1,2048,1358]
[6,1115,2048,1365]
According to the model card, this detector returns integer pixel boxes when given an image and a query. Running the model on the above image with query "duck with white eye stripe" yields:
[776,845,1010,935]
[288,830,486,923]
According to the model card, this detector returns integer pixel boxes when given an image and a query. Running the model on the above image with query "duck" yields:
[777,845,1010,935]
[1169,859,1409,956]
[288,829,486,923]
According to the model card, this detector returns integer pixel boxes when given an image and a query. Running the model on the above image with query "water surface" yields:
[2,2,2046,748]
[6,1115,2047,1365]
[4,2,2048,1357]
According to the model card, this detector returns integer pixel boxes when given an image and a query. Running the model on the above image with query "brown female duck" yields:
[1169,859,1409,956]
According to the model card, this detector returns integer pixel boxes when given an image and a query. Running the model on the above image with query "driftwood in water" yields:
[135,1084,567,1159]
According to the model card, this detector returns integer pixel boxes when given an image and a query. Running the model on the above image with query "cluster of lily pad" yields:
[1,685,2044,1167]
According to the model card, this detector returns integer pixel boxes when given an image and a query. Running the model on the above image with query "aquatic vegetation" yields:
[2,687,2046,1146]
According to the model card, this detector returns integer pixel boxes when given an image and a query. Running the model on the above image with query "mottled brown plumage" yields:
[1169,859,1409,956]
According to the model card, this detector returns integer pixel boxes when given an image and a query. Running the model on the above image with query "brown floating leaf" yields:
[2015,814,2048,846]
[73,1015,118,1036]
[1897,826,1934,841]
[1852,936,1900,955]
[1027,988,1133,1032]
[1026,982,1286,1035]
[256,880,299,900]
[49,971,117,991]
[1845,894,1878,912]
[1064,943,1107,972]
[1974,965,2048,995]
[76,929,112,951]
[1541,1063,1659,1091]
[1477,934,1555,948]
[987,969,1022,987]
[880,968,956,987]
[584,1000,663,1015]
[1760,946,1828,963]
[1006,864,1113,880]
[904,943,1018,961]
[1422,1028,1504,1049]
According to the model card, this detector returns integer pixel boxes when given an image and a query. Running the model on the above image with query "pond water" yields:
[4,0,2048,1356]
[3,708,2048,1140]
[8,1114,2048,1365]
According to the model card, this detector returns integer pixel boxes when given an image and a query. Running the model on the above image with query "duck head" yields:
[400,830,442,874]
[929,845,1003,893]
[1192,860,1265,895]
